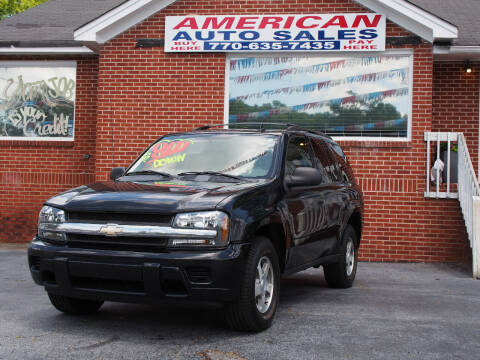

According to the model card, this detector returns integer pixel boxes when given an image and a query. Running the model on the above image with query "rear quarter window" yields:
[326,140,356,183]
[310,138,339,182]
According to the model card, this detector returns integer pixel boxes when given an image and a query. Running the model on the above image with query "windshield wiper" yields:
[177,171,242,180]
[125,170,174,178]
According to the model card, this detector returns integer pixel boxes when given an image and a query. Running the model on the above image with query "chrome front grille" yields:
[40,213,218,253]
[67,212,173,225]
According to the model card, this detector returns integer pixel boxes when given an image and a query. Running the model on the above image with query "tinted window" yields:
[311,138,339,182]
[327,140,355,183]
[285,136,314,175]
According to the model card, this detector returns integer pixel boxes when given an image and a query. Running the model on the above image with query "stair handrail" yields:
[457,133,480,278]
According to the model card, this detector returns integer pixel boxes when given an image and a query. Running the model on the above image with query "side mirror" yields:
[286,167,323,187]
[110,167,125,180]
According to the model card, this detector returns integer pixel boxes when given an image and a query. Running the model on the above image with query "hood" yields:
[45,178,265,213]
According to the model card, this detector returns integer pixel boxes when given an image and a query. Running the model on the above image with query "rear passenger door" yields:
[310,137,347,254]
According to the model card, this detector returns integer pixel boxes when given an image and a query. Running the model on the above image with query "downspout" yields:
[478,67,480,182]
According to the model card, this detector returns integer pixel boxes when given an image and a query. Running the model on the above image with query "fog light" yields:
[170,239,215,246]
[38,230,66,242]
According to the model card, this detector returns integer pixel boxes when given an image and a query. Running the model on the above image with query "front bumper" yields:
[28,237,249,304]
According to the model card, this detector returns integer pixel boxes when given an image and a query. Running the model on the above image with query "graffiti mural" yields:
[0,61,76,140]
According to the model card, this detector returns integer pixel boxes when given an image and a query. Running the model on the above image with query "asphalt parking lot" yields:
[1,247,479,360]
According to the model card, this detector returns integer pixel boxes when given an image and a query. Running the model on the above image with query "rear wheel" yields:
[225,236,280,332]
[324,225,358,288]
[48,293,103,315]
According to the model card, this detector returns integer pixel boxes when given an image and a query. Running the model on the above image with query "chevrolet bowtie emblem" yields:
[99,224,123,237]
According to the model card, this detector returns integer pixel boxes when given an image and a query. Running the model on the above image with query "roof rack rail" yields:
[193,122,332,139]
[194,122,295,131]
[290,126,333,140]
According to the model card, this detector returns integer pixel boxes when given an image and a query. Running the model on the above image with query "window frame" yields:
[224,49,413,142]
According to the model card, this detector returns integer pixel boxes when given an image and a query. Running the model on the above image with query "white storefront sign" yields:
[165,14,386,52]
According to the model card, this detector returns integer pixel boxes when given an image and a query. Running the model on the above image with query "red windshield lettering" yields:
[148,140,192,163]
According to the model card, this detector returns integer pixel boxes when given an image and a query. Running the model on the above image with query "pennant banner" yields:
[230,57,303,71]
[323,117,406,132]
[231,68,408,101]
[230,56,398,84]
[229,87,409,121]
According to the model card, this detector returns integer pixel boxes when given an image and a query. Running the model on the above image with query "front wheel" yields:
[48,293,103,315]
[225,236,280,332]
[323,225,358,288]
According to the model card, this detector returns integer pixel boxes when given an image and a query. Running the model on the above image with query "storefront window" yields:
[227,53,412,139]
[0,61,76,140]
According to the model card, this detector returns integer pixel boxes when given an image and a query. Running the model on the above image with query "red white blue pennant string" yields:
[230,57,302,71]
[229,87,409,121]
[231,68,408,101]
[322,117,406,132]
[230,56,398,84]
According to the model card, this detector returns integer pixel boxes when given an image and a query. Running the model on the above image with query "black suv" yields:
[28,124,363,332]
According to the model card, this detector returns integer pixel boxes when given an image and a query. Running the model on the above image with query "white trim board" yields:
[0,137,74,142]
[0,46,94,55]
[74,0,177,44]
[434,46,480,61]
[73,0,458,46]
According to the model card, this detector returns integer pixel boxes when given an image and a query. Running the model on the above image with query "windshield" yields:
[128,133,280,178]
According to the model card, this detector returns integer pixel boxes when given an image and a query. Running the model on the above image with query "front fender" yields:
[218,180,289,245]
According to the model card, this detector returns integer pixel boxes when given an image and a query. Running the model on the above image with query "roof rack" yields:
[194,122,294,132]
[193,122,332,139]
[285,125,333,139]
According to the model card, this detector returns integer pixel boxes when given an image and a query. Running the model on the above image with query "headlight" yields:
[38,206,66,242]
[171,211,229,247]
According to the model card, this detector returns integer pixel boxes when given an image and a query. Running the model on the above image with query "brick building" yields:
[0,0,479,269]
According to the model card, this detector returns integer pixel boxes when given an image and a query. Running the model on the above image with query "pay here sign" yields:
[164,14,386,52]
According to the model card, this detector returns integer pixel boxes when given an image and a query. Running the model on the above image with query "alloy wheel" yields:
[345,238,355,276]
[254,256,274,313]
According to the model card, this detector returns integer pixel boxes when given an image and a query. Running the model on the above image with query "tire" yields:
[225,236,280,332]
[48,293,103,315]
[324,224,358,288]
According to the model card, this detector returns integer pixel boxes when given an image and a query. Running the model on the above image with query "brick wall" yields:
[0,56,98,242]
[433,62,479,175]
